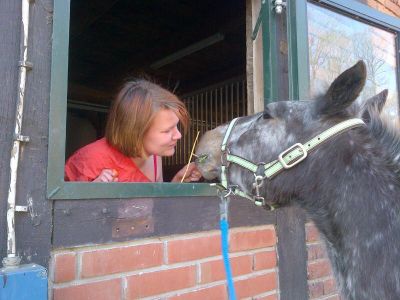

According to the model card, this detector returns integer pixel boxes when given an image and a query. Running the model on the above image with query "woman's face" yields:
[143,108,182,157]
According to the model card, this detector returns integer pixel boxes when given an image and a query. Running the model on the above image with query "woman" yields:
[65,79,201,183]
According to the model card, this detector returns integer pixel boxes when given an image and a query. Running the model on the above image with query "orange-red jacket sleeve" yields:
[65,140,109,181]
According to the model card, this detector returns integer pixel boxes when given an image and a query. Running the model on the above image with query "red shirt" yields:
[65,138,156,182]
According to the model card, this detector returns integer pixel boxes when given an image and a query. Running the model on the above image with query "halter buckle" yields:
[278,143,308,169]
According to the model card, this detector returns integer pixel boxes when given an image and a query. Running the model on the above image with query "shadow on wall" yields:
[65,112,97,160]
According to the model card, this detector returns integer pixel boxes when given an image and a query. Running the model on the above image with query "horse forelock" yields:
[368,111,400,175]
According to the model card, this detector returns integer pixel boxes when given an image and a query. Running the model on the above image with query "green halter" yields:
[213,117,365,209]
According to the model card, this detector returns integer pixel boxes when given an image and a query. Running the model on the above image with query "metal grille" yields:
[164,77,247,167]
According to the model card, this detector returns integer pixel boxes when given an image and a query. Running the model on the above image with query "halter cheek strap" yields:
[213,117,365,210]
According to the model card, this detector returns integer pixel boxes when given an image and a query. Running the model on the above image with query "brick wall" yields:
[305,223,340,300]
[50,225,277,300]
[366,0,400,16]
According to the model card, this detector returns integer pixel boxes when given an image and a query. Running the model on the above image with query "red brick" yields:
[305,223,320,242]
[253,250,277,271]
[308,281,324,299]
[230,227,276,252]
[307,260,332,280]
[167,234,221,263]
[235,272,277,299]
[366,0,380,9]
[200,255,252,283]
[126,266,196,299]
[324,277,338,295]
[385,0,400,15]
[53,253,76,283]
[53,279,121,300]
[81,243,163,278]
[307,243,327,261]
[169,284,227,300]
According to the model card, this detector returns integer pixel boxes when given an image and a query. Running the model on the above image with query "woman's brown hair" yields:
[105,79,189,158]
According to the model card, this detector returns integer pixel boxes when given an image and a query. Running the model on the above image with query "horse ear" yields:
[317,60,367,116]
[361,89,388,122]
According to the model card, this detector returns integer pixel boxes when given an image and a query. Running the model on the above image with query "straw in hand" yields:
[180,131,200,183]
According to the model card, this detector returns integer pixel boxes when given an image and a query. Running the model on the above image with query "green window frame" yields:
[47,0,400,199]
[47,0,278,199]
[286,0,400,101]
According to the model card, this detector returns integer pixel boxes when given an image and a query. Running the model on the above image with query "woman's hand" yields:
[171,162,202,182]
[93,169,119,182]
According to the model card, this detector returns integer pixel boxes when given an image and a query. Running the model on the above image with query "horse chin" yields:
[195,163,220,180]
[202,172,219,181]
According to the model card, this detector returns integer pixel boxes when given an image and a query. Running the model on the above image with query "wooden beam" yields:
[53,197,275,248]
[150,33,225,70]
[68,82,113,105]
[277,207,308,300]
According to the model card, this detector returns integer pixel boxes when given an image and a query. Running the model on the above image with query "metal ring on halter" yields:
[224,185,238,198]
[254,174,264,187]
[217,187,232,198]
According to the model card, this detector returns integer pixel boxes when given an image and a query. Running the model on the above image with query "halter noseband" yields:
[213,117,365,210]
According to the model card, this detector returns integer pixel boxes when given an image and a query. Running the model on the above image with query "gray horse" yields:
[195,61,400,300]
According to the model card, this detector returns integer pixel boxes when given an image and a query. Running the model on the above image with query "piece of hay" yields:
[180,131,200,183]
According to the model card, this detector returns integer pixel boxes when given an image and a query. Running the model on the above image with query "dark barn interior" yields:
[66,0,247,179]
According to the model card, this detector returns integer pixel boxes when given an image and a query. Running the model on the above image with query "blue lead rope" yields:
[220,219,236,299]
[220,198,236,300]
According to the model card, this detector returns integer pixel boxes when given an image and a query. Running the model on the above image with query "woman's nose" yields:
[172,128,182,140]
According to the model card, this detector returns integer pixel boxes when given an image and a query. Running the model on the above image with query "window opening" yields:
[66,0,247,182]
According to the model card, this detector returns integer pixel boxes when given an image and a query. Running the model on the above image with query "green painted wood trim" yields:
[47,0,70,197]
[49,182,216,200]
[47,0,216,200]
[262,0,279,105]
[317,0,400,30]
[287,0,310,100]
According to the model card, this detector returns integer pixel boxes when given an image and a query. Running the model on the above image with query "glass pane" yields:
[307,2,399,123]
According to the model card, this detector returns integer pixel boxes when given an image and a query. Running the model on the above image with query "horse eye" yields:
[263,109,272,119]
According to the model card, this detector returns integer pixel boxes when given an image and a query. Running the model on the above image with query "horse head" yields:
[195,60,368,206]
